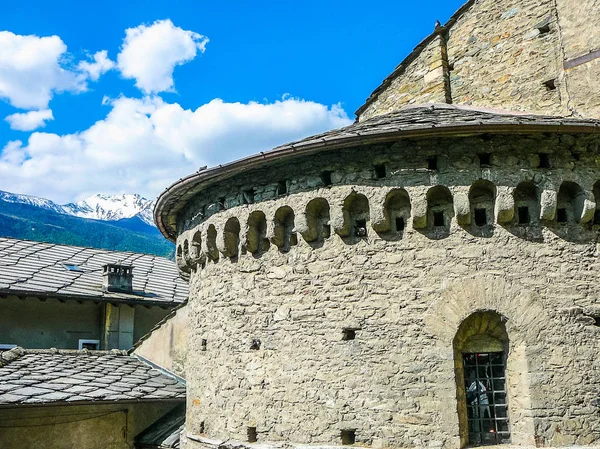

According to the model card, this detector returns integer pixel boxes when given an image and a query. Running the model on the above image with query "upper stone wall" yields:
[356,0,600,121]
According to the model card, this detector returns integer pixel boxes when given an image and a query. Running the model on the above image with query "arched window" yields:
[342,193,370,240]
[383,189,411,236]
[191,230,204,267]
[246,211,270,256]
[556,181,585,224]
[176,244,189,273]
[206,224,219,262]
[513,182,539,225]
[454,312,510,447]
[273,206,297,252]
[304,198,331,243]
[469,181,496,227]
[426,186,453,236]
[223,218,241,259]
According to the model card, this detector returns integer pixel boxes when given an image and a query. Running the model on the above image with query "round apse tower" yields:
[155,104,600,449]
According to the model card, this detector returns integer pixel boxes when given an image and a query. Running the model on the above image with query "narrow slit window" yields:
[433,211,444,227]
[242,189,255,205]
[556,208,568,223]
[517,206,530,224]
[341,430,356,445]
[374,164,387,179]
[218,197,226,211]
[354,219,367,237]
[199,421,205,434]
[277,180,288,196]
[427,156,438,171]
[342,329,356,341]
[543,79,557,91]
[321,171,333,187]
[474,208,487,227]
[478,153,491,167]
[201,339,207,351]
[247,427,257,443]
[395,216,405,232]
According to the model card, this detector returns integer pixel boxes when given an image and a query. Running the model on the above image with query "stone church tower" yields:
[155,0,600,448]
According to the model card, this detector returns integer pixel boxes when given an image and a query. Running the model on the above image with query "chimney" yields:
[102,264,134,293]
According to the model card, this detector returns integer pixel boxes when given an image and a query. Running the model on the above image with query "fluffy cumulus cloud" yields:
[0,96,351,203]
[117,19,209,94]
[77,50,115,81]
[5,109,54,131]
[0,31,85,110]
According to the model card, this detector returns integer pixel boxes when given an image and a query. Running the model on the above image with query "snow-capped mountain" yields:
[0,191,156,226]
[63,194,155,225]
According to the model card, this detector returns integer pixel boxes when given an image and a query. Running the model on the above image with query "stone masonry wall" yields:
[357,0,600,121]
[175,133,600,449]
[358,37,449,121]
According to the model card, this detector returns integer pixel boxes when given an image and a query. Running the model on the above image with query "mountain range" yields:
[0,190,174,258]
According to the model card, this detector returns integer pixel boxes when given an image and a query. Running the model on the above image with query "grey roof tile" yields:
[0,348,185,405]
[0,238,187,305]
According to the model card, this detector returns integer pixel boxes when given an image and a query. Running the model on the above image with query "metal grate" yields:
[463,352,510,446]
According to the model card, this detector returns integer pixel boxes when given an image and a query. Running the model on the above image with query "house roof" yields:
[135,403,185,448]
[154,103,600,241]
[0,238,188,306]
[0,347,185,406]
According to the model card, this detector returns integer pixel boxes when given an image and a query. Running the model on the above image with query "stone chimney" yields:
[102,264,134,293]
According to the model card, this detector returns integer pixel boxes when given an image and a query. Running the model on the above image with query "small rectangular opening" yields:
[478,153,491,167]
[342,329,356,341]
[427,156,438,171]
[341,429,356,445]
[247,427,257,443]
[594,317,600,327]
[242,189,255,205]
[395,216,405,232]
[538,153,550,168]
[374,164,387,179]
[433,211,444,227]
[557,208,568,223]
[321,171,333,186]
[543,79,557,91]
[199,421,205,434]
[517,206,530,224]
[474,208,487,226]
[78,339,100,350]
[538,23,551,35]
[277,180,288,196]
[594,210,600,225]
[354,219,367,237]
[218,197,226,211]
[201,339,207,351]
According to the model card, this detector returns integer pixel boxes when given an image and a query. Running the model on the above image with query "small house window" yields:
[78,339,100,350]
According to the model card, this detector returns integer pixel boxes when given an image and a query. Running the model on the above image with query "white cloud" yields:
[117,19,209,94]
[5,109,54,131]
[0,31,115,111]
[77,50,115,81]
[0,96,351,203]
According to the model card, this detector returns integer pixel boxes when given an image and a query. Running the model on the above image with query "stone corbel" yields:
[539,189,557,221]
[411,189,427,229]
[580,190,596,224]
[495,187,515,224]
[452,187,470,226]
[331,200,348,236]
[370,189,390,232]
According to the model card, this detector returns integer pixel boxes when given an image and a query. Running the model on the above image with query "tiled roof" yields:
[0,238,188,305]
[0,347,185,406]
[154,103,600,240]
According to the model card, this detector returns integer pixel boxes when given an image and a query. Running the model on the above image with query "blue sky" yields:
[0,0,465,202]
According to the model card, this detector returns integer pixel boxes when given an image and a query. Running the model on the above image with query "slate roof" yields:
[154,103,600,240]
[0,238,188,306]
[0,347,185,406]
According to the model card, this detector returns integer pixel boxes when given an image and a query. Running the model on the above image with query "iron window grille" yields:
[463,352,510,446]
